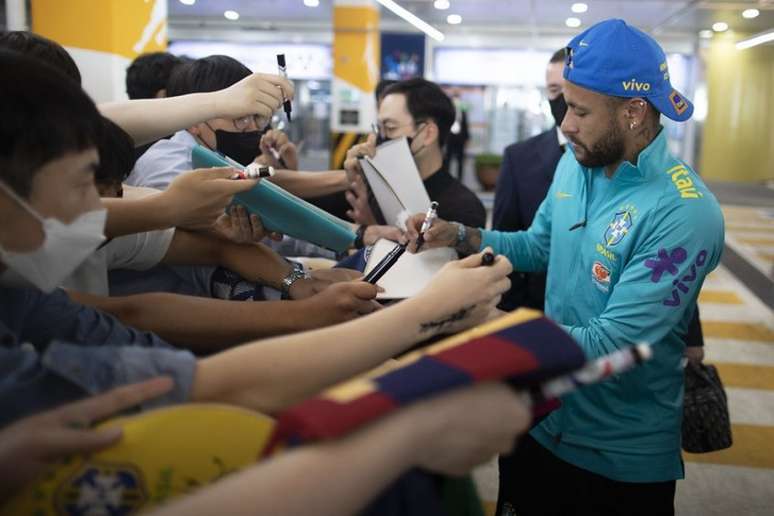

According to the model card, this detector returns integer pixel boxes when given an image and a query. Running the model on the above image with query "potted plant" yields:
[474,153,502,191]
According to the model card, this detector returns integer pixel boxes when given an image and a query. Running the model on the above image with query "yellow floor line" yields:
[757,253,774,262]
[738,238,774,246]
[725,226,774,233]
[702,322,774,342]
[684,424,774,469]
[716,363,774,390]
[699,291,744,304]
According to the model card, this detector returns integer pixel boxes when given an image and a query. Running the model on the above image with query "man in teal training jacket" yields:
[405,19,724,516]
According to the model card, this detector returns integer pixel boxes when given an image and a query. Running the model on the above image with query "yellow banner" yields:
[333,6,380,93]
[31,0,167,59]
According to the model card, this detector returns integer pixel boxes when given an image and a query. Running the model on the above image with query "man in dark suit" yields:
[493,49,568,312]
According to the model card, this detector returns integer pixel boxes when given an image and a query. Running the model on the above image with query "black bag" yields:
[682,362,733,453]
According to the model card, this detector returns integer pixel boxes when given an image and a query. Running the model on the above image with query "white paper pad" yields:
[359,137,431,229]
[364,238,457,299]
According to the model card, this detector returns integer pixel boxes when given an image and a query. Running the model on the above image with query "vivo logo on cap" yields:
[622,79,651,92]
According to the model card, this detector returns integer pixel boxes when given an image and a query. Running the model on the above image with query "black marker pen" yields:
[481,252,495,266]
[364,243,406,285]
[276,54,292,122]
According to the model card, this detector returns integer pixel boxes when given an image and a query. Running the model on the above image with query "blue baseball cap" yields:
[564,19,693,122]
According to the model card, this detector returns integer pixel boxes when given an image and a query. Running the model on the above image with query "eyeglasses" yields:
[374,120,427,139]
[231,115,263,132]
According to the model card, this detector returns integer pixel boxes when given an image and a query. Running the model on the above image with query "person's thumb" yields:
[350,280,379,300]
[193,166,240,180]
[211,176,260,196]
[386,227,404,242]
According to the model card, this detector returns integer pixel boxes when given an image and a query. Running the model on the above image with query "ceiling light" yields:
[434,0,450,9]
[742,8,759,19]
[566,17,582,28]
[179,0,195,5]
[571,3,588,14]
[712,22,728,32]
[447,14,462,24]
[736,29,774,50]
[698,29,714,39]
[304,0,320,7]
[375,0,445,41]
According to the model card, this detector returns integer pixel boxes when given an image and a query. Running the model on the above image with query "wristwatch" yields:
[453,222,467,249]
[281,262,310,298]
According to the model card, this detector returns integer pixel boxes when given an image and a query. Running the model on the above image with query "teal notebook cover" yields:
[191,145,355,252]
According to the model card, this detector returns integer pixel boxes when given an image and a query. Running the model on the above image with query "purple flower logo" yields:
[644,247,687,282]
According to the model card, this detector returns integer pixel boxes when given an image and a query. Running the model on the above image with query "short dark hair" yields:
[381,78,455,147]
[375,79,397,103]
[125,52,184,99]
[0,50,101,198]
[166,55,251,97]
[95,117,136,189]
[0,30,81,85]
[550,48,566,64]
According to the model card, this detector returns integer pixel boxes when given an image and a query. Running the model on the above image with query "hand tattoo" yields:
[420,305,475,333]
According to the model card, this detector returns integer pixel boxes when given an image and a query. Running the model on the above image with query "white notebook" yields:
[364,239,457,299]
[359,137,431,230]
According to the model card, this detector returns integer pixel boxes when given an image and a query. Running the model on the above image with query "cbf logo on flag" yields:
[604,211,633,247]
[55,462,147,515]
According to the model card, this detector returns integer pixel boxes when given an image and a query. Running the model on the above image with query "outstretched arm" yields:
[150,382,530,516]
[269,169,349,199]
[100,73,294,145]
[102,168,255,238]
[67,282,381,352]
[191,251,512,413]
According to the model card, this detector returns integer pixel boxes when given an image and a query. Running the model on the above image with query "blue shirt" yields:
[482,129,724,482]
[126,130,198,189]
[0,287,196,426]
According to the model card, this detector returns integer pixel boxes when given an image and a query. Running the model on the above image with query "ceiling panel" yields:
[168,0,774,36]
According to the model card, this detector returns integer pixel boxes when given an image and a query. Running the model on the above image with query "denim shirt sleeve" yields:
[2,287,173,351]
[0,341,196,427]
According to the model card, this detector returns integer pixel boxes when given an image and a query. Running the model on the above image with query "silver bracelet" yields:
[281,262,310,298]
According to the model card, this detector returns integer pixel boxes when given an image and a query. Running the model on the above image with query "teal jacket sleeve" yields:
[479,166,556,272]
[559,199,724,359]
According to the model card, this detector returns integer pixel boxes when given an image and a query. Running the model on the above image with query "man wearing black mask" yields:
[492,48,568,312]
[344,78,486,230]
[127,55,299,189]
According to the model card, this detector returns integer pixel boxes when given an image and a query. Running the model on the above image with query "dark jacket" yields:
[493,128,563,311]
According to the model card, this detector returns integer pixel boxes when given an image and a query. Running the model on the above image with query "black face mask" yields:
[549,93,568,127]
[210,127,267,166]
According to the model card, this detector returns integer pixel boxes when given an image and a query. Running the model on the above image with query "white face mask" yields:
[0,181,106,293]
